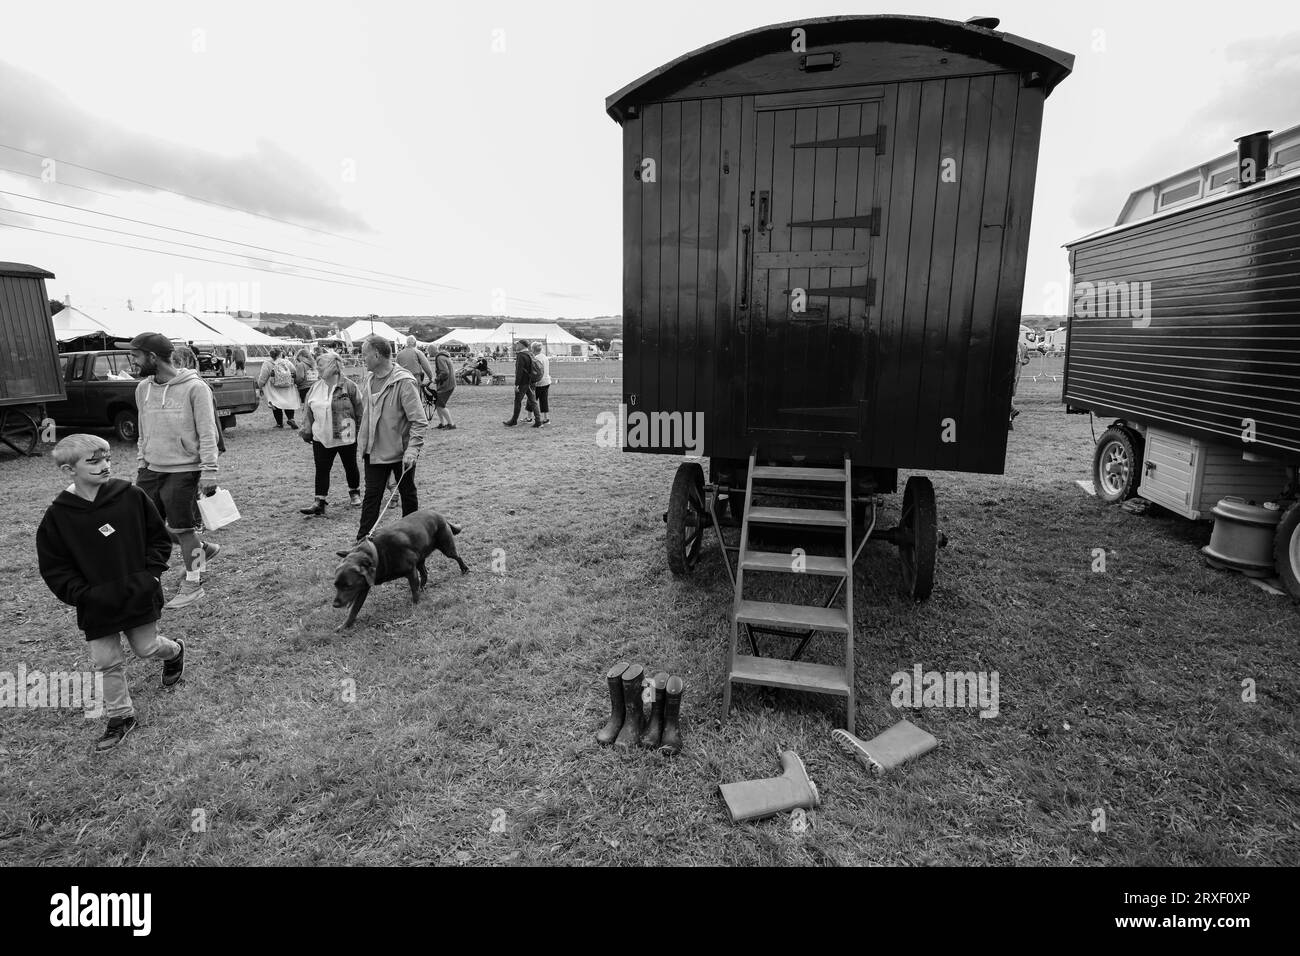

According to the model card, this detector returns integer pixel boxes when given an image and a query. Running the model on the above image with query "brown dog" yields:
[333,510,469,628]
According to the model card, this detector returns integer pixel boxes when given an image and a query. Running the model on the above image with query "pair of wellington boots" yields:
[595,661,684,754]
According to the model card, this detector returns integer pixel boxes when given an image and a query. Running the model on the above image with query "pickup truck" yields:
[45,350,259,442]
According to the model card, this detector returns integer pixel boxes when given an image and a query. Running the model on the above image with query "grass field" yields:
[1,368,1297,866]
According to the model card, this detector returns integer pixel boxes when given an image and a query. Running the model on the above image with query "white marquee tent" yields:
[342,319,405,345]
[432,327,513,349]
[51,306,285,347]
[493,322,595,356]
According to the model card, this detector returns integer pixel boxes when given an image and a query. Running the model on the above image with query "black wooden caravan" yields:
[607,16,1072,732]
[0,262,63,456]
[1063,130,1300,598]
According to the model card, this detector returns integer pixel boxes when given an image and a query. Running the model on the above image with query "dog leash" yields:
[364,444,423,541]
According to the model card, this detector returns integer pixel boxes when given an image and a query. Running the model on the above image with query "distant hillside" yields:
[256,314,622,335]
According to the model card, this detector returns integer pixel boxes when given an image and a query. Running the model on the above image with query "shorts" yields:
[136,468,201,532]
[434,387,454,409]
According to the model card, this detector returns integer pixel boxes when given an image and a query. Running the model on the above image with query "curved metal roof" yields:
[606,14,1073,122]
[0,262,55,279]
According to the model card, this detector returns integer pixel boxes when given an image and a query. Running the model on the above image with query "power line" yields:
[0,191,462,295]
[0,217,436,301]
[0,181,463,291]
[0,142,386,249]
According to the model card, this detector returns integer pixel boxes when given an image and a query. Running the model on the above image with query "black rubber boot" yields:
[614,663,645,749]
[639,671,668,748]
[659,675,684,755]
[596,661,629,746]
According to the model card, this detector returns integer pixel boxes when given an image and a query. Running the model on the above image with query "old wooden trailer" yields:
[607,14,1073,731]
[0,262,63,457]
[1064,128,1300,598]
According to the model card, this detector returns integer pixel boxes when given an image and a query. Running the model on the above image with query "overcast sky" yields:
[1,0,1297,319]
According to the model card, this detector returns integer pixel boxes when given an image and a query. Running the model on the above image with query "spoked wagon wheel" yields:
[666,462,708,576]
[897,475,937,601]
[0,407,39,457]
[1093,426,1142,503]
[1274,502,1300,602]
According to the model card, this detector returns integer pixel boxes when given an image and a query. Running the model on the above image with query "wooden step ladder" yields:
[723,450,857,733]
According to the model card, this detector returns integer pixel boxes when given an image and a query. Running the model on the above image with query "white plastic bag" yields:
[197,487,241,531]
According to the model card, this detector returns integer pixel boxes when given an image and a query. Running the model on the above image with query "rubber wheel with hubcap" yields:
[897,475,937,601]
[1093,426,1143,503]
[1274,501,1300,601]
[113,410,138,443]
[666,462,708,576]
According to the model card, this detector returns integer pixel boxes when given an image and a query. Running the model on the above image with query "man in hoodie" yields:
[356,334,428,541]
[128,332,221,610]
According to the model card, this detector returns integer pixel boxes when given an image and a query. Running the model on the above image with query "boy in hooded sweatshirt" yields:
[36,434,187,752]
[128,331,222,610]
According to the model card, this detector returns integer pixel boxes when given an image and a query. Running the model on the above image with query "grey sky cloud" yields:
[0,59,369,233]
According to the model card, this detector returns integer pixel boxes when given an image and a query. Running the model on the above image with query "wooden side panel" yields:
[696,98,722,434]
[636,103,662,427]
[622,116,642,423]
[677,100,701,418]
[1064,173,1300,464]
[658,101,682,418]
[0,275,64,404]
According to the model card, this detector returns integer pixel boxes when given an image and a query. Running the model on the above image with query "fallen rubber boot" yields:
[718,750,820,823]
[658,675,684,755]
[595,661,630,746]
[613,663,645,749]
[638,671,669,748]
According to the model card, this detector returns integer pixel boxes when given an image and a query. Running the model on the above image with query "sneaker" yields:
[162,639,186,687]
[287,420,299,430]
[164,578,205,610]
[95,716,137,752]
[202,541,221,564]
[446,424,457,430]
[539,420,550,427]
[502,421,518,427]
[435,424,447,430]
[348,490,362,508]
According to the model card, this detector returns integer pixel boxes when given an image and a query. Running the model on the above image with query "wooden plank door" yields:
[744,95,884,445]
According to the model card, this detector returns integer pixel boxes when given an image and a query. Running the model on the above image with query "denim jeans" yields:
[87,623,181,721]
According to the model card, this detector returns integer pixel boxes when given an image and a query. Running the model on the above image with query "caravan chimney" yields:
[1234,130,1272,188]
[63,294,71,307]
[126,298,134,311]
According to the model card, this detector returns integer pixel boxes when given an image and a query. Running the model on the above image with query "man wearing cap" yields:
[502,339,542,428]
[128,332,222,610]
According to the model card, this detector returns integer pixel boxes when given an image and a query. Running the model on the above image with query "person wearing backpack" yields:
[294,349,317,406]
[502,339,542,429]
[255,347,301,430]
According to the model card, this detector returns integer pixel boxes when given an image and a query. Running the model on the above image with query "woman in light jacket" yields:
[530,341,552,426]
[298,351,363,516]
[256,347,302,429]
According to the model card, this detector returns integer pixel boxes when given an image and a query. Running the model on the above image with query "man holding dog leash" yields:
[355,334,428,542]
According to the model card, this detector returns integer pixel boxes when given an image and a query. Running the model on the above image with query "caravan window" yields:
[1209,167,1238,190]
[1159,181,1200,207]
[1276,143,1300,171]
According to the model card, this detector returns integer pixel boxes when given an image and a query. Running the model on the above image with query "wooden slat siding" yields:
[715,96,743,449]
[728,96,755,448]
[893,79,944,465]
[876,81,922,466]
[812,105,840,420]
[622,115,642,429]
[638,103,662,432]
[983,85,1042,471]
[828,104,859,428]
[678,98,701,421]
[658,100,682,425]
[1,276,62,404]
[958,73,1018,467]
[850,100,879,446]
[1065,173,1300,463]
[696,98,723,441]
[909,78,961,468]
[932,76,979,472]
[862,84,897,466]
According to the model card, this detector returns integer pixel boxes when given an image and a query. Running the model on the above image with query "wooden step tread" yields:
[729,655,851,695]
[741,551,848,576]
[751,465,847,483]
[736,600,849,632]
[746,505,847,527]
